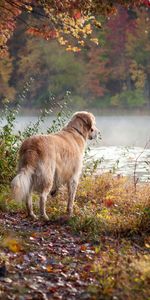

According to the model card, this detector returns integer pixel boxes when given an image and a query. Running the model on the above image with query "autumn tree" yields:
[0,0,148,57]
[0,1,150,108]
[81,45,108,103]
[81,4,150,109]
[106,6,150,107]
[126,9,150,104]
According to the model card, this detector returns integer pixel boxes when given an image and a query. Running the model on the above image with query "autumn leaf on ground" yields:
[73,10,81,20]
[104,199,115,207]
[2,236,23,253]
[46,265,53,272]
[80,245,87,252]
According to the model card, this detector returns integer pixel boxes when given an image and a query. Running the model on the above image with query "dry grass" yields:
[0,173,150,239]
[68,174,149,239]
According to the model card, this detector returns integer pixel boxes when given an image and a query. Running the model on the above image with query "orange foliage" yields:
[0,0,147,56]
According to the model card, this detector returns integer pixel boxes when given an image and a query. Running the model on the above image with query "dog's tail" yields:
[11,167,33,202]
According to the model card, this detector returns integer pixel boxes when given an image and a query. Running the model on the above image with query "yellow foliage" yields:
[58,37,68,45]
[129,61,146,89]
[2,236,23,253]
[78,40,85,46]
[25,5,33,12]
[66,45,81,52]
[93,20,102,28]
[84,24,92,35]
[90,38,99,45]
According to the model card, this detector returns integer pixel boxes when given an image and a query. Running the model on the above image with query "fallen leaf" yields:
[80,245,87,252]
[46,265,53,272]
[2,237,22,253]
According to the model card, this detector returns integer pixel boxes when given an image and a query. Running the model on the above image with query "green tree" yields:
[14,37,86,107]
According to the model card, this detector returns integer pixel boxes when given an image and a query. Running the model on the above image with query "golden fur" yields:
[11,111,98,220]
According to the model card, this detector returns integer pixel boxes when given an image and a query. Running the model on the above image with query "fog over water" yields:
[6,114,150,147]
[95,115,150,147]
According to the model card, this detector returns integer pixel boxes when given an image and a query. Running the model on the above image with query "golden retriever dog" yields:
[11,111,98,220]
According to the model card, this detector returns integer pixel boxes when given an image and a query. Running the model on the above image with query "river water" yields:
[1,114,150,181]
[89,115,150,182]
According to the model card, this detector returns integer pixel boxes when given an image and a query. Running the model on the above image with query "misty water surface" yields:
[1,114,150,181]
[1,114,149,147]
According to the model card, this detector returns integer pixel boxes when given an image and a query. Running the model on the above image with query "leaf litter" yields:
[0,210,149,300]
[0,212,98,300]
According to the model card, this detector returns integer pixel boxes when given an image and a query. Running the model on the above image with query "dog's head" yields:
[68,111,99,140]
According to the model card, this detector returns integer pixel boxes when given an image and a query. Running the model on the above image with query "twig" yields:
[133,139,150,192]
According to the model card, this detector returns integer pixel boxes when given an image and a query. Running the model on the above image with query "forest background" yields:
[0,4,150,111]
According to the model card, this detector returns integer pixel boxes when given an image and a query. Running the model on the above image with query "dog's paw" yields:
[40,214,49,221]
[66,209,73,218]
[29,213,38,220]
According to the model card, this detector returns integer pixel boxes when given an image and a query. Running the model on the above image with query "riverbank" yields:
[0,174,150,299]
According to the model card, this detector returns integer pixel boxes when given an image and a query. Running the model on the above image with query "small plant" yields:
[47,92,72,134]
[133,139,150,192]
[83,156,104,177]
[0,105,21,185]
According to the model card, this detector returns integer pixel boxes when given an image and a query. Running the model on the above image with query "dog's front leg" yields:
[26,194,37,220]
[67,179,78,217]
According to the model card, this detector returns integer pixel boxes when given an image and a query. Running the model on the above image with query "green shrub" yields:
[111,89,146,108]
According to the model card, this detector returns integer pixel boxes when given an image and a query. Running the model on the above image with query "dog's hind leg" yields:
[26,193,37,220]
[40,185,52,221]
[67,178,78,217]
[50,171,59,197]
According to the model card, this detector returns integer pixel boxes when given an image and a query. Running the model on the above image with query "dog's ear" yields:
[77,113,92,130]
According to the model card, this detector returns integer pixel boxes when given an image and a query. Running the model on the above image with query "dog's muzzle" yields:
[89,127,99,140]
